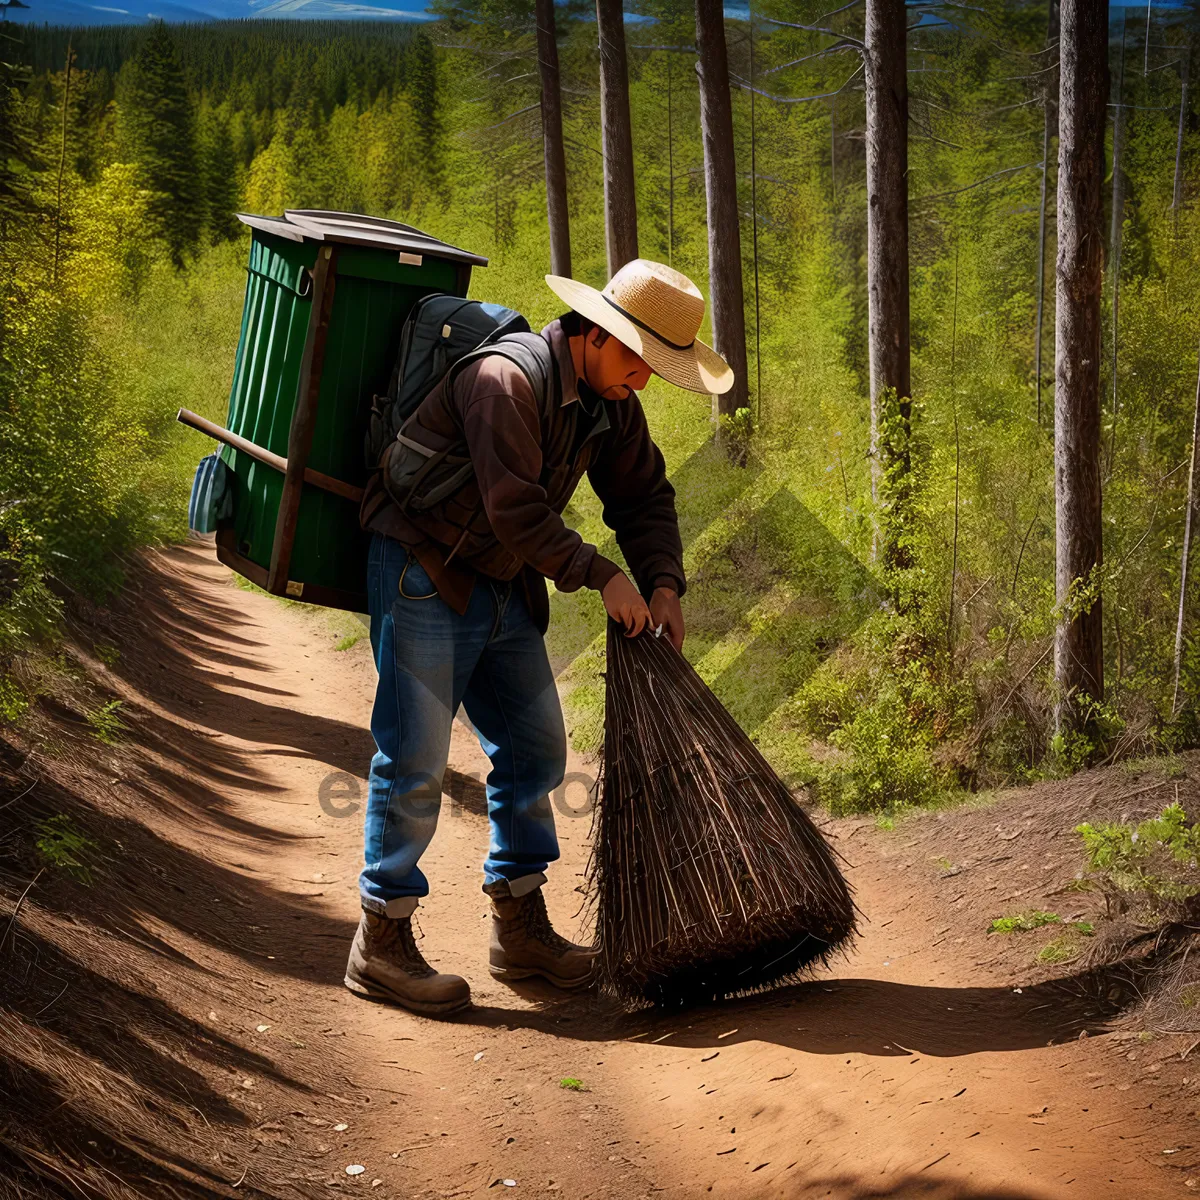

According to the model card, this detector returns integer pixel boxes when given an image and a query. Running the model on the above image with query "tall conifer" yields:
[408,33,443,196]
[122,22,200,266]
[198,106,240,243]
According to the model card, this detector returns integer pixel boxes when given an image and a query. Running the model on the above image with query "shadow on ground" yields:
[0,545,366,1198]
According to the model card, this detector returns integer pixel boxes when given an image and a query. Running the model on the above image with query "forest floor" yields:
[3,542,1200,1199]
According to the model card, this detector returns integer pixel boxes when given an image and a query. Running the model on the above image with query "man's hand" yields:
[602,572,653,638]
[650,586,684,651]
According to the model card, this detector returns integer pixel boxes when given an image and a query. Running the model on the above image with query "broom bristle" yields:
[589,621,858,1007]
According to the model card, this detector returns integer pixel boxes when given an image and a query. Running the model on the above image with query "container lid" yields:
[236,209,488,268]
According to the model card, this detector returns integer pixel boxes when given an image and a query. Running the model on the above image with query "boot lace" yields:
[519,889,576,955]
[369,914,435,978]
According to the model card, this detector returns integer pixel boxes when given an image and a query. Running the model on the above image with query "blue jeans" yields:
[360,532,566,916]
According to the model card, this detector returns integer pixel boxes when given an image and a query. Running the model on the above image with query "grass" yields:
[864,789,1005,834]
[35,814,98,884]
[1036,937,1077,964]
[335,633,362,652]
[86,699,127,745]
[989,910,1061,934]
[559,1078,587,1092]
[1118,754,1187,781]
[1034,925,1095,964]
[93,643,120,667]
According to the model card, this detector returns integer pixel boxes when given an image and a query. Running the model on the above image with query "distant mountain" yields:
[7,0,225,21]
[5,0,433,21]
[247,0,432,16]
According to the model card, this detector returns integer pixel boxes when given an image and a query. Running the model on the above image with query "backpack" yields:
[364,294,534,472]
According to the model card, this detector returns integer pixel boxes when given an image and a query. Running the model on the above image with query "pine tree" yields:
[864,0,912,567]
[198,105,240,243]
[408,33,443,198]
[1054,0,1108,739]
[120,22,201,266]
[597,0,638,274]
[535,0,571,277]
[695,0,748,420]
[0,24,39,230]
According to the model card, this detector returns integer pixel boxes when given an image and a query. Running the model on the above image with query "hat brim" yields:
[545,274,735,396]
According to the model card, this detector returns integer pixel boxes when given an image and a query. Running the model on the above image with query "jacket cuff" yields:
[584,554,622,592]
[650,574,683,595]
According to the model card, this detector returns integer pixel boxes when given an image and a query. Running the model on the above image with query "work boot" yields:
[484,875,597,990]
[344,906,471,1016]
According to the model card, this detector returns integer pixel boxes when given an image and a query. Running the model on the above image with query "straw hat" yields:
[545,259,734,395]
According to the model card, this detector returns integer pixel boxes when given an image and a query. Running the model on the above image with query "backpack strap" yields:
[388,333,560,521]
[443,331,558,418]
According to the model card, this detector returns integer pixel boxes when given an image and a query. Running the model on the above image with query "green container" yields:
[211,210,486,612]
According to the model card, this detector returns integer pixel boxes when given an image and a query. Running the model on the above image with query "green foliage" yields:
[0,677,29,724]
[119,23,200,266]
[1036,937,1077,965]
[34,813,98,883]
[93,642,119,666]
[989,910,1060,934]
[334,633,361,652]
[0,25,38,220]
[1049,693,1127,774]
[1076,803,1200,912]
[559,1077,587,1091]
[717,406,753,467]
[86,698,126,744]
[4,6,1200,817]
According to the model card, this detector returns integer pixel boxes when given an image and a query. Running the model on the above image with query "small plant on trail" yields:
[335,634,361,652]
[86,698,126,744]
[1049,692,1125,774]
[559,1078,587,1091]
[0,677,29,724]
[1035,923,1094,965]
[1076,803,1200,917]
[1119,755,1186,781]
[989,910,1060,934]
[1037,937,1077,964]
[93,642,120,666]
[35,814,98,884]
[717,406,753,467]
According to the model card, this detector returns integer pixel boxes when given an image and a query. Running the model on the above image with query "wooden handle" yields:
[176,408,363,505]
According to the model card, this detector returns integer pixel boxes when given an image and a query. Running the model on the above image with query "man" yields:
[346,258,734,1015]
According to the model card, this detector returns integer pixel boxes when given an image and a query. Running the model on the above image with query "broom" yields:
[589,621,857,1007]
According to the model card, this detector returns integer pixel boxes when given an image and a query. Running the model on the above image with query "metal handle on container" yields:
[176,409,363,505]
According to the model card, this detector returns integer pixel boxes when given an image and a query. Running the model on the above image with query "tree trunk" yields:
[1054,0,1109,733]
[1034,0,1060,427]
[1108,13,1126,472]
[596,0,638,275]
[695,0,748,419]
[864,0,911,552]
[536,0,571,278]
[1173,342,1200,711]
[53,40,72,285]
[1174,44,1189,230]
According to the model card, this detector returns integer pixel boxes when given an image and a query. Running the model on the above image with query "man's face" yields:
[584,328,653,400]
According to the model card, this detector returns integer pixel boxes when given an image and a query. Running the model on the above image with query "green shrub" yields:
[820,678,938,814]
[35,814,98,884]
[1036,937,1076,964]
[989,910,1060,934]
[1076,803,1200,913]
[86,699,127,745]
[94,643,120,666]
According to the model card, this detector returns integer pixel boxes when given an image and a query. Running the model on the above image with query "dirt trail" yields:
[156,543,1186,1199]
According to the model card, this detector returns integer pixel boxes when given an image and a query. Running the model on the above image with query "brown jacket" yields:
[359,316,686,633]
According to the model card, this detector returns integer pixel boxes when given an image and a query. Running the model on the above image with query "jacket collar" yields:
[542,318,581,407]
